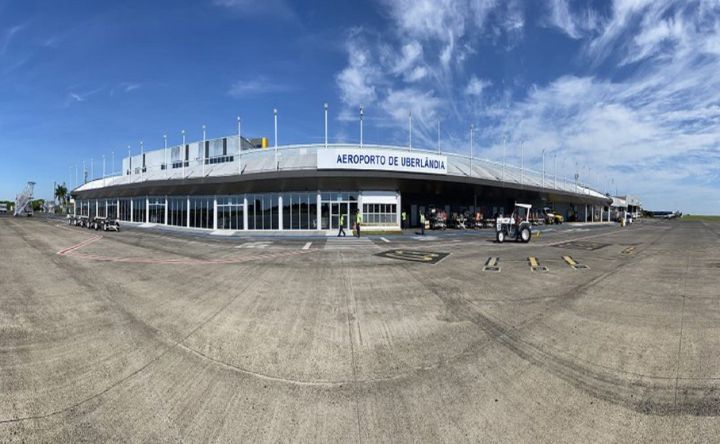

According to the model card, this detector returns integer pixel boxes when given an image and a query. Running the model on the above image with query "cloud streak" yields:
[228,77,289,98]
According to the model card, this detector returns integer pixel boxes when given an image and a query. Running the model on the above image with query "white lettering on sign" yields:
[317,148,447,175]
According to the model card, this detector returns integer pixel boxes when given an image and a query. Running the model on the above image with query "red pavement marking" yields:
[56,235,103,256]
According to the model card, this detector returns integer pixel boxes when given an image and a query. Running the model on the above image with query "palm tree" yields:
[55,184,68,212]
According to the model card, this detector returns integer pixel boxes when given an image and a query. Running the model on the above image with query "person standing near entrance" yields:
[338,213,346,237]
[401,210,407,229]
[355,209,363,238]
[420,212,426,235]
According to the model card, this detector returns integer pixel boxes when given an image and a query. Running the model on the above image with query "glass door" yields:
[330,202,340,229]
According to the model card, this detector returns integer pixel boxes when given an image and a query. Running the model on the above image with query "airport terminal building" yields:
[71,135,613,232]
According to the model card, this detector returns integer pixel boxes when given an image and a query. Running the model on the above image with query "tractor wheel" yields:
[496,230,505,243]
[520,227,531,243]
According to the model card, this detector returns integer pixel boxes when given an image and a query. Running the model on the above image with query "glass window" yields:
[363,203,397,226]
[133,197,146,223]
[168,197,187,227]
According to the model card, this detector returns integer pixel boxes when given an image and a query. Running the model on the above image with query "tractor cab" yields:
[496,203,533,243]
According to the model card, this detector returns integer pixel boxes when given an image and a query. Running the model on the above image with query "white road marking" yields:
[236,241,272,249]
[302,242,312,250]
[380,237,390,243]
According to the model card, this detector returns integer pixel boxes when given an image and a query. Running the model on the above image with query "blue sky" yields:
[1,0,719,213]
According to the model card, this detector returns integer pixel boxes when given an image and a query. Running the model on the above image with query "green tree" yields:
[31,199,45,212]
[55,184,68,204]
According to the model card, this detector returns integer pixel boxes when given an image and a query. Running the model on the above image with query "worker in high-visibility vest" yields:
[355,210,363,238]
[338,214,346,237]
[420,213,426,235]
[401,210,407,229]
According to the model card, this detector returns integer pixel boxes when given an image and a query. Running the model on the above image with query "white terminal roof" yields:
[74,142,609,200]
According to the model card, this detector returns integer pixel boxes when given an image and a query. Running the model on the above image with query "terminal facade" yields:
[71,135,613,232]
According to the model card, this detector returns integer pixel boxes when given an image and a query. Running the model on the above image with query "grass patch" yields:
[681,215,720,222]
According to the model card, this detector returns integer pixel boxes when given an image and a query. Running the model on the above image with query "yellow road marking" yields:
[621,246,635,255]
[528,256,539,268]
[562,255,589,270]
[483,257,501,272]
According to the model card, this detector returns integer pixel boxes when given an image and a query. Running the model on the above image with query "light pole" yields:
[102,154,106,178]
[140,141,144,181]
[128,145,131,177]
[437,120,440,153]
[542,149,545,188]
[181,130,186,178]
[90,158,94,181]
[163,135,168,178]
[202,125,206,177]
[470,124,474,176]
[520,140,524,185]
[502,135,506,182]
[324,103,328,149]
[74,164,78,189]
[408,111,412,150]
[359,106,364,148]
[82,160,86,184]
[237,116,242,175]
[274,108,278,170]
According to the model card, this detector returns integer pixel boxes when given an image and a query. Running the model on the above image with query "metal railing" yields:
[74,143,606,199]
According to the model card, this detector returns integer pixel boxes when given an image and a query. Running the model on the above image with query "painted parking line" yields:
[528,256,549,272]
[376,250,449,264]
[483,257,501,272]
[562,255,590,270]
[302,242,312,250]
[380,237,390,243]
[235,241,272,249]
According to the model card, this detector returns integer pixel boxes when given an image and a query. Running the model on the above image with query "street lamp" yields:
[324,103,328,149]
[163,134,168,178]
[140,141,144,181]
[359,106,364,148]
[520,140,524,185]
[273,108,278,170]
[541,148,545,188]
[202,125,206,176]
[181,130,186,178]
[408,111,413,150]
[502,135,506,182]
[470,124,474,176]
[237,116,242,175]
[437,120,441,153]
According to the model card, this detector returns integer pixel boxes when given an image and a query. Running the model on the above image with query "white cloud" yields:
[465,76,491,96]
[543,0,599,39]
[335,0,522,143]
[228,77,288,98]
[381,88,441,123]
[1,24,27,55]
[122,83,141,93]
[214,0,295,20]
[335,32,381,107]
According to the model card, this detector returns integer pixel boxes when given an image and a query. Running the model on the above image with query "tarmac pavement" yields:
[1,215,718,442]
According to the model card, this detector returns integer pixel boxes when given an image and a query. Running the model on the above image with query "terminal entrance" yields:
[321,193,358,230]
[328,202,358,230]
